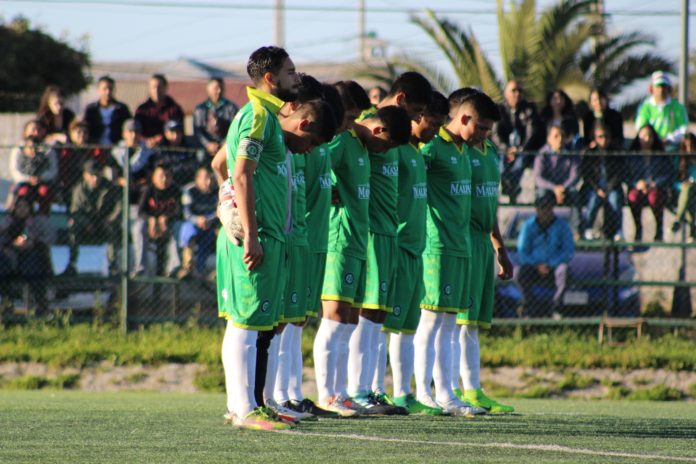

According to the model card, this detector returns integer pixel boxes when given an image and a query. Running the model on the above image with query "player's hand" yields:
[243,236,264,270]
[496,248,514,280]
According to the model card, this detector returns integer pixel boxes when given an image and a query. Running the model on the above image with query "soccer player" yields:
[454,90,515,414]
[217,46,300,431]
[347,72,433,414]
[381,91,449,415]
[313,86,411,416]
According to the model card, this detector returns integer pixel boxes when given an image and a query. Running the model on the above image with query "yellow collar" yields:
[439,126,465,154]
[246,86,285,115]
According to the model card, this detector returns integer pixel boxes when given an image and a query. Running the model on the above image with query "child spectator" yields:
[176,166,218,279]
[193,77,238,158]
[153,120,203,187]
[83,75,132,146]
[37,85,75,145]
[671,133,696,240]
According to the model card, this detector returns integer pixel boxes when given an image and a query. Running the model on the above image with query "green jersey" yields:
[396,143,427,256]
[469,139,500,233]
[226,86,289,242]
[635,97,688,144]
[328,129,371,259]
[368,147,399,236]
[291,152,308,245]
[422,127,472,257]
[305,144,332,253]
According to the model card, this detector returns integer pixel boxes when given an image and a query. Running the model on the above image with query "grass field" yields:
[1,392,695,463]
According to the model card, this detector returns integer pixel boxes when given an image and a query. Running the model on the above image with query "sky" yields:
[2,0,694,102]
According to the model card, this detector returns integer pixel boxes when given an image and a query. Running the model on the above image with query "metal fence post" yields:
[120,151,130,335]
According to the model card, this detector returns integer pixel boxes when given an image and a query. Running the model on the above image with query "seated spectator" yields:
[176,166,218,279]
[61,160,122,277]
[540,89,580,139]
[36,85,75,145]
[368,85,387,106]
[671,133,696,240]
[625,124,675,242]
[516,192,575,317]
[154,119,203,187]
[111,119,156,202]
[533,122,583,236]
[0,197,55,317]
[131,163,182,277]
[9,120,58,215]
[581,122,625,240]
[134,74,184,148]
[83,75,132,146]
[635,71,688,150]
[193,77,238,158]
[582,88,624,149]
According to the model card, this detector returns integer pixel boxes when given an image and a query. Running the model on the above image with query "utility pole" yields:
[275,0,285,48]
[359,0,366,62]
[679,0,689,107]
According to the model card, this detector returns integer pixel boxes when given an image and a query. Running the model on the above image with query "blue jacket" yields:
[518,215,575,268]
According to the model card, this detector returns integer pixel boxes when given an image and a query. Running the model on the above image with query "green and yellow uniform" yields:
[304,144,332,317]
[383,142,428,333]
[635,97,688,144]
[216,87,290,331]
[457,139,500,329]
[321,129,371,306]
[420,127,472,314]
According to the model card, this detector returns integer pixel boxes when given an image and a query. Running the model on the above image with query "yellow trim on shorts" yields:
[320,294,355,304]
[420,304,465,313]
[218,313,276,331]
[306,310,318,318]
[279,316,307,324]
[400,328,417,335]
[381,326,399,334]
[360,303,393,313]
[456,320,492,329]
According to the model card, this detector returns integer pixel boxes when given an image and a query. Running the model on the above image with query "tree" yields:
[0,16,90,112]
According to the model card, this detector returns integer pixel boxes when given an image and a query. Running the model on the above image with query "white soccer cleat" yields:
[265,398,313,422]
[319,396,360,418]
[437,398,486,417]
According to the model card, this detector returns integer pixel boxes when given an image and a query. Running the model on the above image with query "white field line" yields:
[277,430,696,462]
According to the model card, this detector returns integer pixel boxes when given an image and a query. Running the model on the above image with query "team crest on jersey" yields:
[221,289,229,302]
[357,157,365,167]
[345,273,354,285]
[261,300,271,312]
[291,292,298,304]
[393,305,402,317]
[444,284,452,295]
[379,281,387,293]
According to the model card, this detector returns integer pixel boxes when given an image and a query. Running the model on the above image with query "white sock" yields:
[347,316,375,396]
[263,334,280,403]
[390,332,414,398]
[335,322,356,398]
[274,327,293,403]
[288,324,304,402]
[450,322,461,392]
[433,312,457,404]
[371,329,387,394]
[460,325,481,390]
[414,309,442,401]
[221,322,257,417]
[313,318,340,404]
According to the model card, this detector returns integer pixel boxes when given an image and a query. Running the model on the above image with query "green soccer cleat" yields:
[453,388,465,402]
[463,388,515,414]
[225,406,294,431]
[393,394,445,416]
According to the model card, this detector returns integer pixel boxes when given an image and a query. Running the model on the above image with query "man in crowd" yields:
[635,71,688,149]
[135,74,184,148]
[193,77,239,159]
[83,75,132,146]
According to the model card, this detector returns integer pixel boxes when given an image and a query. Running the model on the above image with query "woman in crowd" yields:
[36,86,75,145]
[540,89,580,147]
[582,88,625,149]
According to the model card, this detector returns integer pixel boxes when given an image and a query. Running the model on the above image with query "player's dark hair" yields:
[448,87,480,112]
[375,105,411,146]
[98,75,115,86]
[296,99,338,144]
[297,74,324,103]
[346,81,371,111]
[425,91,449,118]
[151,74,168,87]
[388,72,433,106]
[449,88,500,122]
[334,81,360,112]
[246,46,290,83]
[321,84,345,131]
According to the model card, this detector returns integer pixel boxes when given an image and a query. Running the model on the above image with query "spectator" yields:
[193,77,238,158]
[581,122,625,240]
[493,80,545,203]
[516,192,575,317]
[9,120,58,215]
[176,166,218,279]
[540,89,580,139]
[36,85,75,145]
[130,163,182,277]
[368,85,387,106]
[111,119,156,202]
[0,197,55,317]
[635,71,688,149]
[582,88,624,149]
[134,74,184,147]
[154,119,203,187]
[61,160,122,277]
[625,124,675,242]
[671,133,696,240]
[83,75,132,146]
[533,122,583,236]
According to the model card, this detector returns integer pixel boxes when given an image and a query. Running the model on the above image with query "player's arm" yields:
[211,144,229,184]
[232,156,262,270]
[491,220,513,280]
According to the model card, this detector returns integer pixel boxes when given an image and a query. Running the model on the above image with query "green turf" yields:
[1,392,695,464]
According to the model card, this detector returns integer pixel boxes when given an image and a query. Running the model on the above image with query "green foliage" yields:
[688,383,696,398]
[626,385,684,401]
[606,386,631,399]
[518,385,555,398]
[0,373,80,390]
[556,372,598,391]
[193,369,224,393]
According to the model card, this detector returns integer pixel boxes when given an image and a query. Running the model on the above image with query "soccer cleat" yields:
[338,395,369,415]
[283,399,338,418]
[224,407,293,431]
[437,398,486,418]
[351,392,401,415]
[371,392,409,415]
[319,396,360,418]
[463,388,515,414]
[453,387,465,402]
[266,398,315,422]
[393,394,445,416]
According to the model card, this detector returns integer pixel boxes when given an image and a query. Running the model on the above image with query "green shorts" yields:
[282,240,310,323]
[383,249,424,334]
[457,231,495,328]
[216,232,287,331]
[361,232,397,312]
[306,252,327,318]
[320,251,366,307]
[420,253,471,315]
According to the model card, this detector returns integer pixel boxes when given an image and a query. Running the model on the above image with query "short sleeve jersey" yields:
[396,143,428,256]
[291,153,308,245]
[422,127,472,257]
[368,147,399,236]
[304,144,332,253]
[328,129,371,259]
[469,139,500,233]
[635,97,688,142]
[226,87,289,242]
